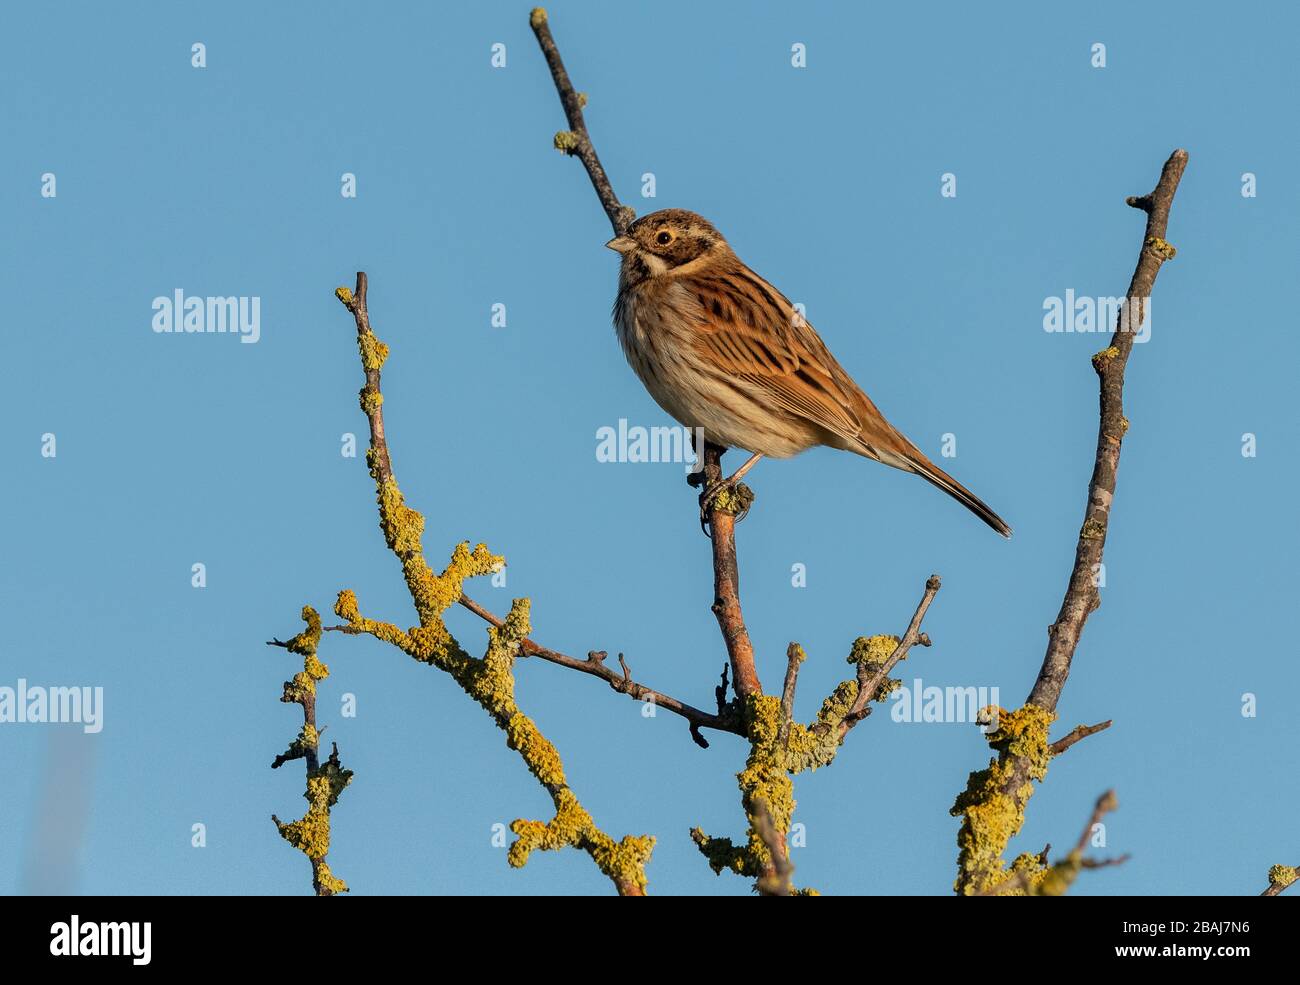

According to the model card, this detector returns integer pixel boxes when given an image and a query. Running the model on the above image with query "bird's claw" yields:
[697,477,751,535]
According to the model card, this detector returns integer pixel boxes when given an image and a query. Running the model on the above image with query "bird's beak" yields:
[605,236,636,254]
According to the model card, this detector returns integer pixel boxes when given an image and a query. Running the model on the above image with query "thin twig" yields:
[1049,720,1113,756]
[841,575,941,736]
[752,798,794,897]
[777,643,803,748]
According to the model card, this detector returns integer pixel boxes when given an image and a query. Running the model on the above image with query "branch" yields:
[267,606,352,896]
[332,273,654,895]
[699,443,762,700]
[776,643,804,749]
[454,593,742,744]
[529,7,635,235]
[952,150,1187,896]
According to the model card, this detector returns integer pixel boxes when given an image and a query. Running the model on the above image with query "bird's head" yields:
[606,209,727,281]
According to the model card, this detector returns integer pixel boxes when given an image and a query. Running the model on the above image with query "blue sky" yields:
[2,1,1295,896]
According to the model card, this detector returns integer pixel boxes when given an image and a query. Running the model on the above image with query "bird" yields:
[605,208,1011,537]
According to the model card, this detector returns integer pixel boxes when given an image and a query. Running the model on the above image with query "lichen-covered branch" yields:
[1262,865,1298,897]
[690,575,942,893]
[951,150,1187,896]
[332,273,653,895]
[267,606,352,896]
[840,575,940,736]
[974,790,1129,897]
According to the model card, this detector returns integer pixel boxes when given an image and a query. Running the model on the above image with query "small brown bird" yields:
[606,208,1011,537]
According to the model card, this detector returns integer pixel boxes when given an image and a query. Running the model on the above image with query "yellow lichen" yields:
[334,589,360,624]
[1268,864,1298,889]
[1144,236,1177,261]
[505,713,567,788]
[360,389,384,414]
[690,828,755,876]
[848,634,899,668]
[510,790,655,895]
[693,694,796,884]
[1081,516,1107,540]
[282,671,315,704]
[358,332,389,371]
[1091,346,1120,372]
[710,482,755,517]
[784,680,858,774]
[313,861,348,895]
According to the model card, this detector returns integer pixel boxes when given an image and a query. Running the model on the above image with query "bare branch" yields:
[1049,720,1113,756]
[699,443,763,699]
[1031,149,1188,712]
[529,8,635,235]
[456,592,742,742]
[777,643,804,748]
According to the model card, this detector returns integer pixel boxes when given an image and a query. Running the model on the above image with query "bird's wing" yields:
[685,267,866,445]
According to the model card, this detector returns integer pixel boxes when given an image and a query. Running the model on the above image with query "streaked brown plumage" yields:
[607,208,1011,537]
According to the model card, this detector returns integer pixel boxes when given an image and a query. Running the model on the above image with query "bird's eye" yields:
[656,230,673,245]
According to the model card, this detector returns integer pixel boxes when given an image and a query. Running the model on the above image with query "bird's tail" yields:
[869,441,1012,538]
